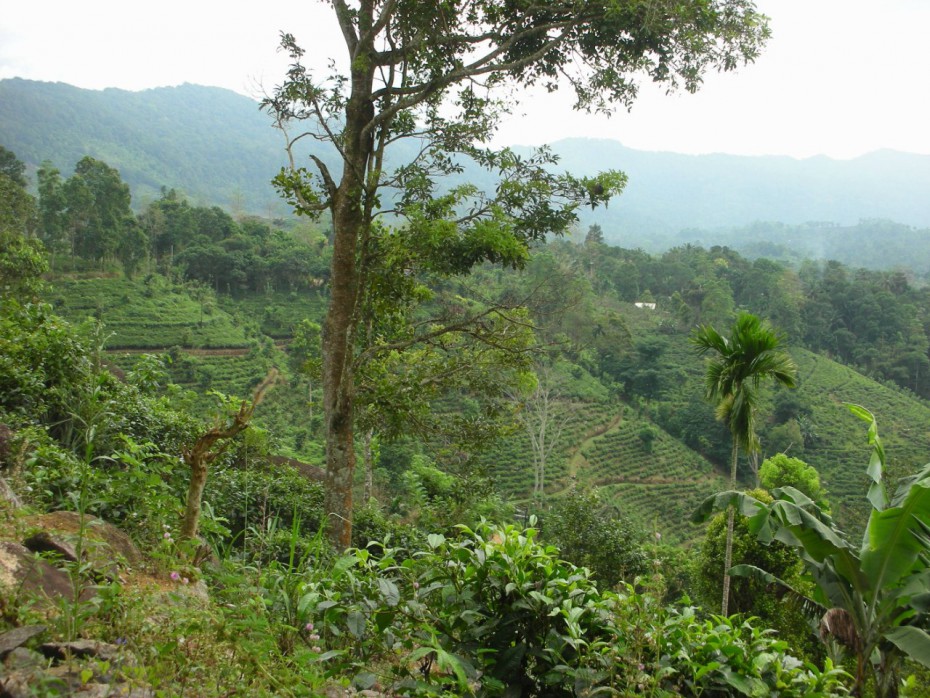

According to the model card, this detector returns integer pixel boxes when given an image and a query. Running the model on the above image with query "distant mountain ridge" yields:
[3,78,929,238]
[0,78,286,214]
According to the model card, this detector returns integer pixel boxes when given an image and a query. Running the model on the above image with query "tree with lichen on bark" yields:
[263,0,771,548]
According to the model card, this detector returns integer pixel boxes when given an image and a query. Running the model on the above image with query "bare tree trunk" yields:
[363,429,374,502]
[516,367,568,502]
[721,440,739,616]
[180,371,276,541]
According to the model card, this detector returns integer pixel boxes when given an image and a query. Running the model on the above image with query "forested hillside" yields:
[5,87,930,694]
[23,151,930,541]
[0,78,286,213]
[4,78,930,252]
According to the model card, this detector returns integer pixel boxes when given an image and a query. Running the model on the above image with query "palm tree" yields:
[692,312,797,615]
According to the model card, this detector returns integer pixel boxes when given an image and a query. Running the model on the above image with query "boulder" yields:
[0,625,46,658]
[25,512,143,576]
[0,541,77,606]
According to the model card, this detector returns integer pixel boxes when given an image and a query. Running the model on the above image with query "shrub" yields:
[290,520,847,696]
[694,488,818,660]
[206,461,325,560]
[541,486,647,588]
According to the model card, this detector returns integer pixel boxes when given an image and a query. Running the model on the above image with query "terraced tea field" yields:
[46,274,930,541]
[791,348,930,527]
[572,410,729,542]
[48,276,250,349]
[219,290,327,337]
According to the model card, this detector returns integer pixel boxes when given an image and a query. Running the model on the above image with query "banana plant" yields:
[693,404,930,697]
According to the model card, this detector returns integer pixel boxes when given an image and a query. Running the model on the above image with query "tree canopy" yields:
[264,0,771,546]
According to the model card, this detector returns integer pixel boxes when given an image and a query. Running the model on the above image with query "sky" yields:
[1,1,928,160]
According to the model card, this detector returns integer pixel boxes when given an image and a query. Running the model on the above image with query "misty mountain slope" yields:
[554,139,930,237]
[3,78,930,240]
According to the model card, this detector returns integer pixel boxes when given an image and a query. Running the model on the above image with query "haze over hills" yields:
[3,77,930,245]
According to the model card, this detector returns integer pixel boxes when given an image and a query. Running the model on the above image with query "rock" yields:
[23,530,80,563]
[0,541,80,608]
[3,646,47,670]
[25,512,143,578]
[0,476,20,509]
[40,639,122,662]
[183,579,210,603]
[0,625,46,658]
[1,669,67,698]
[1,642,149,698]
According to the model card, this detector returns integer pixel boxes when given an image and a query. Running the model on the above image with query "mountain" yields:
[0,78,286,214]
[3,78,930,238]
[558,140,930,243]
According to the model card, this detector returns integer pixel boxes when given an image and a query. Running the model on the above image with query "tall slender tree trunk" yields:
[323,196,361,549]
[321,52,375,549]
[721,440,739,615]
[182,455,210,541]
[363,429,374,502]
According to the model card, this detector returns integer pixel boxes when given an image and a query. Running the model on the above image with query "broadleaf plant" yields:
[693,404,930,697]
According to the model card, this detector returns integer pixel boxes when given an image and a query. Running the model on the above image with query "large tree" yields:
[0,149,46,300]
[266,0,770,547]
[692,312,797,615]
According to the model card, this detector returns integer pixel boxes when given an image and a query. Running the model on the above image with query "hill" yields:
[45,268,930,544]
[0,78,286,214]
[3,78,930,251]
[561,140,930,237]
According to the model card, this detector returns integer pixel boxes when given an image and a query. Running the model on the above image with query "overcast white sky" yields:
[1,0,928,159]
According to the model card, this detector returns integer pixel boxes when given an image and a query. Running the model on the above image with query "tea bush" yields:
[287,520,848,696]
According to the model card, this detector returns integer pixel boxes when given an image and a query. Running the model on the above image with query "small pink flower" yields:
[305,622,314,632]
[170,571,180,581]
[309,633,320,641]
[413,581,420,590]
[181,577,189,584]
[312,646,322,653]
[163,532,172,540]
[637,663,645,672]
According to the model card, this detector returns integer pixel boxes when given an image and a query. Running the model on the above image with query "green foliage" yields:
[0,154,45,299]
[694,405,930,696]
[67,156,134,261]
[19,428,186,544]
[0,232,48,301]
[0,171,36,236]
[695,488,818,660]
[541,487,647,588]
[643,606,848,697]
[283,520,845,696]
[0,145,27,187]
[0,300,92,428]
[206,462,326,561]
[760,453,829,510]
[693,312,798,455]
